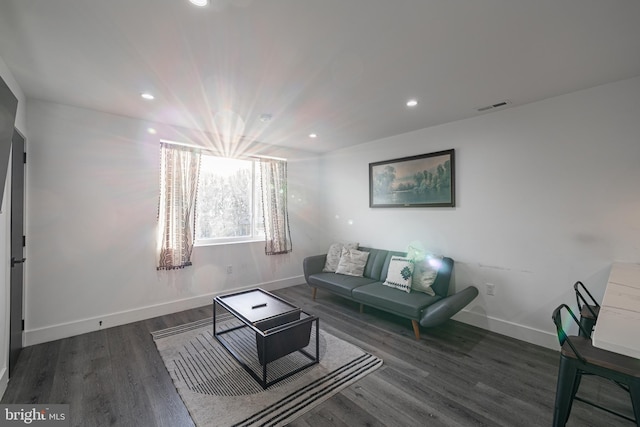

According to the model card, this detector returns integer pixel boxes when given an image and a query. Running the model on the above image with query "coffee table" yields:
[213,288,319,389]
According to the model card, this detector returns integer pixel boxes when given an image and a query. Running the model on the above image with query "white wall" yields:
[0,54,27,399]
[24,100,324,345]
[320,76,640,349]
[13,66,640,364]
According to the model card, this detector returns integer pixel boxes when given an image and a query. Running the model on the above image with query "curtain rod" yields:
[159,139,287,162]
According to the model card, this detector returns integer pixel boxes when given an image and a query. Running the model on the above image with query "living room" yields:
[1,1,640,425]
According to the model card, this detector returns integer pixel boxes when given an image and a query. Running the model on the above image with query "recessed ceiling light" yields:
[189,0,208,6]
[309,133,317,138]
[147,128,157,134]
[141,92,155,100]
[406,99,418,107]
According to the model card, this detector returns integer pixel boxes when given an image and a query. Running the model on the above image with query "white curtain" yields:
[157,143,201,269]
[259,158,292,255]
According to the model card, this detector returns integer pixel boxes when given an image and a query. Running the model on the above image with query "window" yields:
[195,154,264,244]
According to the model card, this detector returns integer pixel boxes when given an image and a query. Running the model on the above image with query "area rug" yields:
[152,316,383,427]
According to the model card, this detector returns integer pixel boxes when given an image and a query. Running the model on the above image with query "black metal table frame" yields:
[213,289,320,389]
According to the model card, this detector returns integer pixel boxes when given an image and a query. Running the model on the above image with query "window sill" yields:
[195,238,264,248]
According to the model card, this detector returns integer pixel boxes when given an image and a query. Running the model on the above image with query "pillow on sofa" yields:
[335,248,369,277]
[406,243,426,262]
[323,242,359,272]
[411,255,442,296]
[382,256,415,293]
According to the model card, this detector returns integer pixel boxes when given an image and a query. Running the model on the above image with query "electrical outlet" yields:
[486,283,496,296]
[226,265,233,274]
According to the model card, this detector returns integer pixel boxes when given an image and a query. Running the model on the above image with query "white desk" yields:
[591,262,640,359]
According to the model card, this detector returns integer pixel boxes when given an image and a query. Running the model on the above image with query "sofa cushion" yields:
[323,242,359,272]
[336,248,370,277]
[358,247,387,280]
[307,272,377,298]
[382,256,414,293]
[353,282,442,319]
[430,257,454,297]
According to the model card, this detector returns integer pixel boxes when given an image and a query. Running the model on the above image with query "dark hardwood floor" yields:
[2,284,633,426]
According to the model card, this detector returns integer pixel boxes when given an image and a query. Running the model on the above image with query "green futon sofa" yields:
[303,246,478,340]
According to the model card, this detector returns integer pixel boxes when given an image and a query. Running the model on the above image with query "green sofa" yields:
[303,247,478,340]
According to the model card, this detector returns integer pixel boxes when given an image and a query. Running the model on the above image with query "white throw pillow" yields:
[335,248,370,277]
[323,242,358,272]
[382,256,415,293]
[411,255,442,296]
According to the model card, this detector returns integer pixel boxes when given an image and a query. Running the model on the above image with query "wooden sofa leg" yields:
[312,287,317,300]
[411,320,421,340]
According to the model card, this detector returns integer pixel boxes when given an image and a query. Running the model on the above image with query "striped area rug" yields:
[152,316,383,427]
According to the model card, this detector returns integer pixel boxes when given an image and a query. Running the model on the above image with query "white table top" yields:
[591,262,640,359]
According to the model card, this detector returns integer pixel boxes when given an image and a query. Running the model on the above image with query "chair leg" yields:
[411,320,420,340]
[567,371,584,425]
[553,356,579,427]
[311,287,317,300]
[571,371,582,403]
[629,379,640,427]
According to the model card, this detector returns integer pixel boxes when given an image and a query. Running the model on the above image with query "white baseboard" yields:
[24,276,303,347]
[452,309,559,351]
[23,276,561,353]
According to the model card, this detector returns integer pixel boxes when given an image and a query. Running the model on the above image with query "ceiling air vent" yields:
[477,100,511,112]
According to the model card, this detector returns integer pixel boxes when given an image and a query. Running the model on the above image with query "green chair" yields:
[573,281,600,338]
[551,304,640,426]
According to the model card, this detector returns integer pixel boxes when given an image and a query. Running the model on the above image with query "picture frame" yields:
[369,149,455,208]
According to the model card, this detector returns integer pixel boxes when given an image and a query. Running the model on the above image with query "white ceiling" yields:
[1,0,639,153]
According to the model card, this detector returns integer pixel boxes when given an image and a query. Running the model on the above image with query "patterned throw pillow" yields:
[335,248,370,277]
[382,256,415,293]
[323,242,358,272]
[411,255,442,296]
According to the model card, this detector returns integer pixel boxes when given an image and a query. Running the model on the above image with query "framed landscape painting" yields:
[369,149,455,208]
